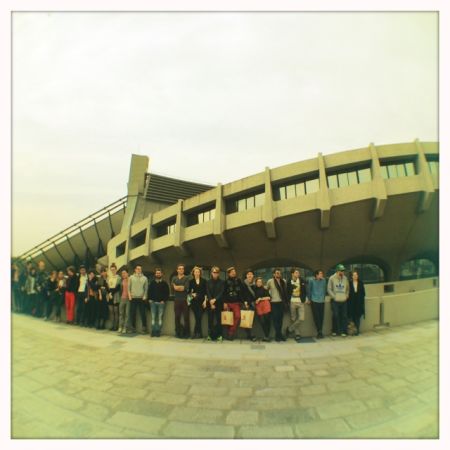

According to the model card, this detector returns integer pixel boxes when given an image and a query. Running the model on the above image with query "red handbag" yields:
[255,299,271,316]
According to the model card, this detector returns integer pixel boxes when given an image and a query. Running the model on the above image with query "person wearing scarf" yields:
[266,268,289,341]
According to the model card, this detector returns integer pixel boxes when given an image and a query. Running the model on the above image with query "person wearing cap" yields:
[222,267,246,341]
[327,264,350,337]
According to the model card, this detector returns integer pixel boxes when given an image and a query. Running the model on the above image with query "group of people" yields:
[11,260,366,341]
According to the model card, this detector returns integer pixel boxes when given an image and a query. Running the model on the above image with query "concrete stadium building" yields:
[18,139,439,336]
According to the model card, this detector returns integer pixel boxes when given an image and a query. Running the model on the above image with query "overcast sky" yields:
[12,11,438,256]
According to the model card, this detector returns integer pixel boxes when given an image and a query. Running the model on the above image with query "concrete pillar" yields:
[369,143,388,220]
[174,199,189,256]
[213,183,229,248]
[415,139,435,212]
[263,167,277,239]
[317,153,331,229]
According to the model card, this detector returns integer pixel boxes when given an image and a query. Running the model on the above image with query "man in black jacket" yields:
[206,266,225,341]
[286,267,307,342]
[148,268,170,337]
[223,267,246,341]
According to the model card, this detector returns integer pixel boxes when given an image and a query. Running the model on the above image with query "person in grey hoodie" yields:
[327,264,349,337]
[127,264,149,334]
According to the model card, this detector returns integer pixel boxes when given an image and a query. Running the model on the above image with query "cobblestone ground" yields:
[12,314,438,439]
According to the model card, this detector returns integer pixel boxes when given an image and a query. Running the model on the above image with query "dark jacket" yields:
[188,278,208,305]
[87,277,99,298]
[286,277,307,303]
[97,276,109,300]
[242,281,256,305]
[36,270,49,295]
[223,277,246,303]
[148,279,170,302]
[348,279,366,318]
[206,278,225,307]
[66,274,78,293]
[254,286,270,301]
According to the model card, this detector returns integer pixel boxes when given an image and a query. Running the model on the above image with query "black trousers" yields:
[95,299,109,328]
[311,301,325,334]
[271,302,284,339]
[207,306,222,339]
[191,300,204,336]
[174,299,190,337]
[129,298,148,331]
[27,293,37,315]
[85,297,96,326]
[258,313,271,338]
[75,293,86,324]
[35,292,46,317]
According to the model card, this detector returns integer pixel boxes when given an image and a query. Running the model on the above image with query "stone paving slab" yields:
[11,314,439,439]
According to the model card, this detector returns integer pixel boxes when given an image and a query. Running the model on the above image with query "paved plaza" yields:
[11,314,438,439]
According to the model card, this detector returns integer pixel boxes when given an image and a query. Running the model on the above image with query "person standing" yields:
[65,266,78,324]
[286,268,307,342]
[307,270,327,338]
[35,260,48,318]
[75,265,88,326]
[206,266,225,341]
[172,264,190,339]
[222,267,246,341]
[242,269,257,341]
[254,277,272,342]
[128,264,149,334]
[266,268,289,342]
[55,270,66,322]
[96,267,110,330]
[347,270,366,336]
[45,270,59,320]
[148,268,170,337]
[107,263,121,331]
[118,267,130,334]
[188,266,208,339]
[327,264,350,337]
[25,267,38,316]
[85,269,99,328]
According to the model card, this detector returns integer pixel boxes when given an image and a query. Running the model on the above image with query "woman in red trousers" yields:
[65,266,78,324]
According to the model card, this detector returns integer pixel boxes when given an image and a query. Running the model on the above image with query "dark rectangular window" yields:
[226,191,265,213]
[155,220,176,237]
[274,174,320,201]
[116,242,126,257]
[187,207,216,227]
[327,164,372,188]
[129,230,147,249]
[426,155,439,176]
[380,159,416,179]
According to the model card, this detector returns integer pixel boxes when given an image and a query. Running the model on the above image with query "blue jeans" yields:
[332,301,348,334]
[150,301,165,332]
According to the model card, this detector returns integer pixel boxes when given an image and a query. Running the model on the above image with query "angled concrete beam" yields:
[369,143,388,220]
[213,183,230,248]
[263,167,277,239]
[317,153,331,229]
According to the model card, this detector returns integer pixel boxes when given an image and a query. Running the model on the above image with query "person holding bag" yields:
[242,269,257,341]
[254,277,272,342]
[222,267,246,341]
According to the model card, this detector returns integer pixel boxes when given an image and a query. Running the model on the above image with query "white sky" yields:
[12,11,438,255]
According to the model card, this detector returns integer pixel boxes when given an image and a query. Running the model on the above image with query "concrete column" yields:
[263,167,277,239]
[369,143,388,220]
[174,199,189,256]
[317,153,331,229]
[415,139,435,212]
[121,154,150,232]
[213,183,229,248]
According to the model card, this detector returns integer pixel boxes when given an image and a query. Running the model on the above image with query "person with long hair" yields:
[254,277,272,342]
[107,263,121,331]
[347,270,366,336]
[188,266,208,339]
[242,269,257,341]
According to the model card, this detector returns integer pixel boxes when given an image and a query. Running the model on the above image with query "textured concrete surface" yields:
[11,314,438,439]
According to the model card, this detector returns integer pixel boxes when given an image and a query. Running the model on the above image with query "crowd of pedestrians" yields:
[11,260,366,341]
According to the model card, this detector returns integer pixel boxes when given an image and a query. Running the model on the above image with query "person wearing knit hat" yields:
[327,263,350,337]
